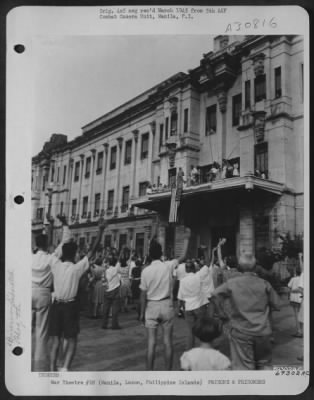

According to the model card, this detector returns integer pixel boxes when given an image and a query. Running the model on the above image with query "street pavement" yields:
[71,295,304,371]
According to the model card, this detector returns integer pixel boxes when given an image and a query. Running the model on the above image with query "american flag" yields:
[169,186,183,223]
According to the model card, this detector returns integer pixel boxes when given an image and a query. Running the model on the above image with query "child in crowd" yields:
[212,253,281,370]
[288,267,303,337]
[180,317,231,370]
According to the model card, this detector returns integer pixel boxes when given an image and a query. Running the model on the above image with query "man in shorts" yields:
[48,216,107,371]
[140,227,191,370]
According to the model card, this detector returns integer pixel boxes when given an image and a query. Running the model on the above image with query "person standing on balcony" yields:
[139,227,191,370]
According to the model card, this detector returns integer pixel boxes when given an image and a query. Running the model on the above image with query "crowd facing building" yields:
[32,34,304,260]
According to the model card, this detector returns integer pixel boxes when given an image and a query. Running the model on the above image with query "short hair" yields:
[149,239,162,260]
[192,317,221,343]
[35,234,48,250]
[62,241,78,261]
[107,254,118,266]
[238,253,256,272]
[185,260,195,273]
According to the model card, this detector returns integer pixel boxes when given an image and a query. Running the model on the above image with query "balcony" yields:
[131,174,285,212]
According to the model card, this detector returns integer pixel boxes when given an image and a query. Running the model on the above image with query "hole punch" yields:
[12,346,23,356]
[14,195,24,204]
[14,44,25,54]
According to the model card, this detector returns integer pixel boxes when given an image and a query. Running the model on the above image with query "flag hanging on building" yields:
[169,184,183,223]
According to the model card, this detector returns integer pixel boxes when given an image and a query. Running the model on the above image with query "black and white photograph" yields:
[6,5,309,396]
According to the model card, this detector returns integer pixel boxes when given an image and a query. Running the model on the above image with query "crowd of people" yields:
[32,216,304,372]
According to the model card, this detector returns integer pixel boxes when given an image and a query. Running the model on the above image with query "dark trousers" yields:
[103,286,120,328]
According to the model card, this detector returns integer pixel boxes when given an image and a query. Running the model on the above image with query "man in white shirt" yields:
[178,260,210,350]
[48,217,107,371]
[140,227,191,370]
[102,254,122,330]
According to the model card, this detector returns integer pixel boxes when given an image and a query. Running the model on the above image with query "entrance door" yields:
[211,226,236,258]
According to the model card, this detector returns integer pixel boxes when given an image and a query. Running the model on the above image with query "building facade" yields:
[32,34,304,259]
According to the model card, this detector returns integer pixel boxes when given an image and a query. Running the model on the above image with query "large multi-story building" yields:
[32,34,304,259]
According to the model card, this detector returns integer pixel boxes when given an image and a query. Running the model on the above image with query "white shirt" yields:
[288,276,302,303]
[180,348,231,371]
[32,226,71,288]
[173,263,187,280]
[140,259,178,301]
[128,260,136,279]
[200,264,215,299]
[178,266,209,311]
[50,256,89,300]
[105,262,121,292]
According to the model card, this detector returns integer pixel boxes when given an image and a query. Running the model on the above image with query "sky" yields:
[32,35,213,155]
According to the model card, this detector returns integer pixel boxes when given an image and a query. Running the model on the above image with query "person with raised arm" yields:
[211,252,281,370]
[31,214,71,371]
[48,216,107,371]
[101,245,125,330]
[139,226,191,370]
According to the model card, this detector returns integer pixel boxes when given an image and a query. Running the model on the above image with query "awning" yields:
[131,174,286,211]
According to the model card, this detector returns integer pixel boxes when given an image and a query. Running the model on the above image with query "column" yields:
[65,157,74,221]
[157,224,167,255]
[131,129,139,198]
[77,154,85,220]
[215,86,228,161]
[239,205,255,255]
[148,121,156,184]
[114,137,123,216]
[88,149,96,218]
[101,143,109,214]
[145,225,152,255]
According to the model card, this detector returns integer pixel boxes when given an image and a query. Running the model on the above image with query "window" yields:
[232,94,242,126]
[85,156,91,178]
[50,165,55,182]
[119,234,127,251]
[74,161,80,182]
[63,165,67,185]
[72,199,77,216]
[165,117,169,141]
[139,182,147,197]
[36,207,44,221]
[57,167,60,183]
[60,201,64,216]
[96,152,103,174]
[159,124,164,151]
[104,235,111,249]
[170,112,178,136]
[124,139,132,165]
[82,196,88,218]
[135,233,145,258]
[255,142,268,178]
[205,104,217,135]
[107,190,114,211]
[254,74,266,102]
[42,174,47,191]
[274,67,282,98]
[245,80,251,109]
[168,168,177,188]
[183,108,189,133]
[110,146,117,170]
[141,133,149,159]
[94,193,101,217]
[121,186,130,212]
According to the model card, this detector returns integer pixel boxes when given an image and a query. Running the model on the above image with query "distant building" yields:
[32,35,304,259]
